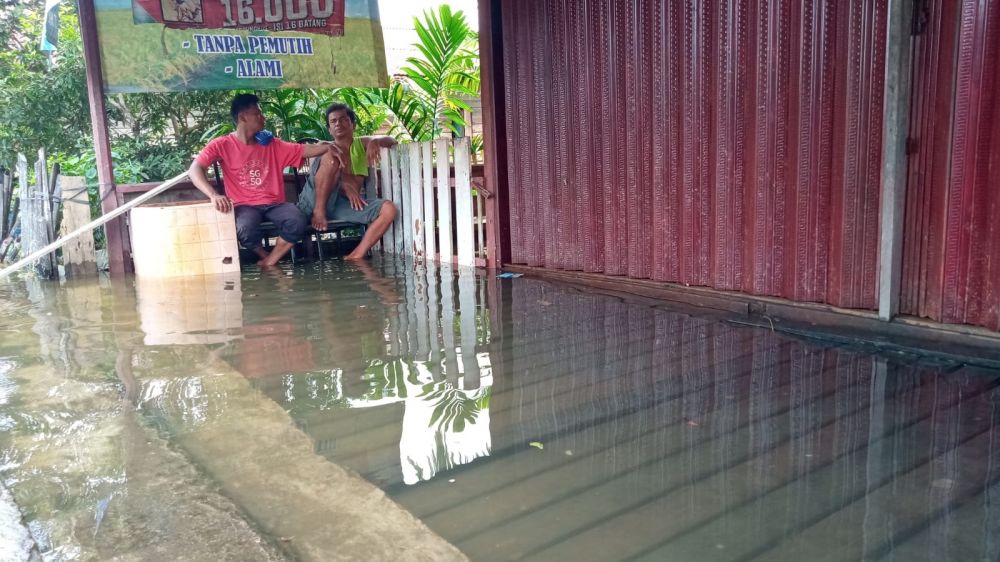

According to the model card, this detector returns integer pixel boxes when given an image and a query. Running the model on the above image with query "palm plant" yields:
[335,6,479,142]
[400,5,480,140]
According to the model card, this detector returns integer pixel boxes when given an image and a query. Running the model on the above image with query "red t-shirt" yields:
[195,134,305,206]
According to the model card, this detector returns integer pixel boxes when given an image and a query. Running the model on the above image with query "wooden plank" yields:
[389,148,403,254]
[59,176,97,278]
[379,147,394,255]
[878,0,915,320]
[478,0,511,269]
[394,145,412,256]
[476,189,485,260]
[453,137,476,267]
[16,154,30,247]
[408,143,424,259]
[436,138,454,264]
[35,149,55,276]
[17,153,43,276]
[49,162,62,235]
[0,170,11,239]
[422,141,436,261]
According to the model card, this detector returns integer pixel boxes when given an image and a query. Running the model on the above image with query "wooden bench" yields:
[257,166,381,261]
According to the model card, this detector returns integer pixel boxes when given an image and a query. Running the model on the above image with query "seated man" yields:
[189,93,341,267]
[297,103,398,260]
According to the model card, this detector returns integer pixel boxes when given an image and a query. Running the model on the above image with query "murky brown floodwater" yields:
[1,257,998,561]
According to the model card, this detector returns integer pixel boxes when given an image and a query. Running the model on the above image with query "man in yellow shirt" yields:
[297,103,397,260]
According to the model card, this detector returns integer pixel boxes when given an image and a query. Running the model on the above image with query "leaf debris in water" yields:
[529,441,544,450]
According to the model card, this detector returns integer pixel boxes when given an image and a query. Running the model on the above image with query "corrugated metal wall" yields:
[901,0,1000,331]
[500,0,887,309]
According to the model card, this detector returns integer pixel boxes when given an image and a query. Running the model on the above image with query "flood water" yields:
[1,257,999,561]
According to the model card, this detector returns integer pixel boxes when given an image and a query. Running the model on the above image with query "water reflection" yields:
[234,261,496,486]
[2,258,1000,561]
[135,273,243,346]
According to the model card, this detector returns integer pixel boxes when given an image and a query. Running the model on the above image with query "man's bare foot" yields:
[259,238,295,266]
[311,212,328,231]
[345,251,368,260]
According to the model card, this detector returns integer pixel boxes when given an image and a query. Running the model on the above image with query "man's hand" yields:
[345,189,367,211]
[366,140,382,167]
[362,136,397,167]
[211,194,232,213]
[326,143,348,171]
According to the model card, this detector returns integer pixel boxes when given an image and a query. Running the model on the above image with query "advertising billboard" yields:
[95,0,388,92]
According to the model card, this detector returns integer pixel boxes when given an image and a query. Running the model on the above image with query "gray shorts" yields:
[297,181,385,225]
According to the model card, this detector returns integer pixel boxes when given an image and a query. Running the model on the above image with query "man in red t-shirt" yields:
[189,94,345,267]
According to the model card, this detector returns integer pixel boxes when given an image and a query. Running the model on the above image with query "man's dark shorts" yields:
[234,203,307,250]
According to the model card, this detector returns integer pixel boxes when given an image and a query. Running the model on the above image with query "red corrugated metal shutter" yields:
[902,0,1000,331]
[500,0,887,310]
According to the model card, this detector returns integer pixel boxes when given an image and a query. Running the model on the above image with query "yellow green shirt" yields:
[349,138,368,176]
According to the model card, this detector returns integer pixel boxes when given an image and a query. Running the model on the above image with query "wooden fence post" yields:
[379,148,395,255]
[59,176,97,278]
[408,143,424,259]
[16,155,29,261]
[35,149,56,277]
[394,145,413,256]
[436,138,453,264]
[421,141,436,262]
[0,169,11,240]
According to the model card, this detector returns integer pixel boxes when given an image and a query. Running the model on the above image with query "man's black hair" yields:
[325,102,358,126]
[231,93,260,125]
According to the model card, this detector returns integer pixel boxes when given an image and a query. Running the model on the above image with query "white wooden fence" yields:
[376,137,478,268]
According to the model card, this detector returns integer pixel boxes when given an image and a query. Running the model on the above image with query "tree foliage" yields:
[0,1,89,169]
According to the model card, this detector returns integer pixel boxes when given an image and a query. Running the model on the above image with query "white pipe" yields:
[0,170,191,279]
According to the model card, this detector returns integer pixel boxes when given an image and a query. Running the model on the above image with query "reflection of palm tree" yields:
[361,358,415,402]
[422,385,491,432]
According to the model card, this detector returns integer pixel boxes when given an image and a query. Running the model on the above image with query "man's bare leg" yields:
[311,155,341,231]
[252,247,270,262]
[346,201,397,260]
[258,238,294,267]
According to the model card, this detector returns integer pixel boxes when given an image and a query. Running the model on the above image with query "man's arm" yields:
[188,160,232,213]
[361,135,398,167]
[302,143,331,159]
